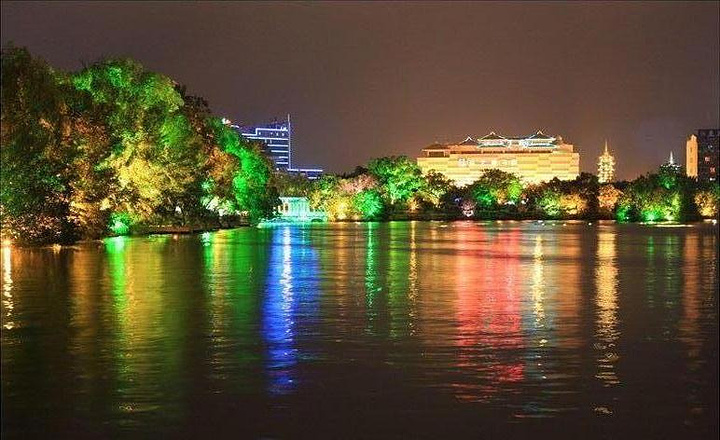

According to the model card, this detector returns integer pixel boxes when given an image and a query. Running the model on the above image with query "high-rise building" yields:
[686,129,718,182]
[228,115,324,179]
[597,141,616,183]
[417,131,580,186]
[232,115,292,169]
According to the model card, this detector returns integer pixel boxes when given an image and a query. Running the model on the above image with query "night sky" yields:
[2,1,718,179]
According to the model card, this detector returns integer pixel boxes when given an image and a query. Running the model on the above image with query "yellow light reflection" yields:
[595,231,620,386]
[680,234,700,362]
[408,221,418,335]
[2,246,14,330]
[531,235,545,329]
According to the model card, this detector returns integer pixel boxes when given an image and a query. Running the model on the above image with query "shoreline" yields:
[5,218,717,249]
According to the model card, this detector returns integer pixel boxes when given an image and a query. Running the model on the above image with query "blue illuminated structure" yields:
[232,116,292,169]
[229,115,324,178]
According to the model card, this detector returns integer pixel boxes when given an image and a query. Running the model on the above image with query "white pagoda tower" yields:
[597,141,616,183]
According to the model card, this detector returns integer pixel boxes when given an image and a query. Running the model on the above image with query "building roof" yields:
[525,130,554,140]
[459,136,479,145]
[479,131,506,141]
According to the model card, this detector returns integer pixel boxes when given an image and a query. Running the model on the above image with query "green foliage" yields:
[109,212,133,235]
[273,171,314,198]
[367,156,424,206]
[1,45,78,244]
[207,118,279,223]
[1,46,281,244]
[353,189,384,219]
[418,171,453,207]
[694,183,720,217]
[614,171,694,222]
[467,169,523,208]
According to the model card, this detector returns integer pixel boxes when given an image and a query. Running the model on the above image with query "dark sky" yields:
[2,1,719,178]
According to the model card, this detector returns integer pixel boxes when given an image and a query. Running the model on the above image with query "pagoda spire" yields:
[598,141,616,184]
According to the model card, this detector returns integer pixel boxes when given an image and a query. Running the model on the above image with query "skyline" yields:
[2,1,719,179]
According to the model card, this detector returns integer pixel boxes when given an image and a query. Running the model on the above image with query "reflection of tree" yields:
[203,229,266,394]
[364,222,389,336]
[105,235,188,429]
[388,222,413,338]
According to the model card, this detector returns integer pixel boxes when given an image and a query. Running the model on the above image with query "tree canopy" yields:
[1,45,278,244]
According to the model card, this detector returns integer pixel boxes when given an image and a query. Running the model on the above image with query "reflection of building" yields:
[417,131,580,186]
[228,115,324,179]
[686,129,718,182]
[597,141,616,183]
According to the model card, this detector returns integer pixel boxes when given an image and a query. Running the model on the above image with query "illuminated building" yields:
[686,129,718,182]
[597,141,616,183]
[417,131,580,186]
[228,115,324,179]
[274,197,327,222]
[664,151,682,173]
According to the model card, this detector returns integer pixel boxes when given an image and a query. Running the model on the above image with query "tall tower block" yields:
[686,134,698,178]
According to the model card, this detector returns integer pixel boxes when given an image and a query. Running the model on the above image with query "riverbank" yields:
[5,216,717,248]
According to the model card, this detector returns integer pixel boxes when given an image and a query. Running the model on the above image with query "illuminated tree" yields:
[273,171,314,198]
[207,118,278,223]
[339,174,378,194]
[694,184,719,218]
[467,169,523,208]
[524,174,597,219]
[2,46,282,243]
[309,172,385,220]
[352,189,384,219]
[1,45,79,244]
[309,175,341,212]
[597,184,622,216]
[614,172,692,222]
[419,170,453,207]
[367,156,424,206]
[72,58,206,225]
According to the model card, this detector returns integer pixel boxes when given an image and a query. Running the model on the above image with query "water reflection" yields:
[263,226,321,395]
[2,246,13,330]
[453,225,524,403]
[1,223,717,438]
[264,227,298,395]
[365,222,380,334]
[595,230,619,387]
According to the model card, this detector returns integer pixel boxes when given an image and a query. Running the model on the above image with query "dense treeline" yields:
[1,45,278,245]
[2,47,718,246]
[279,157,719,223]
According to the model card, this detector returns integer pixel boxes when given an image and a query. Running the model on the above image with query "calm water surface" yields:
[1,221,718,438]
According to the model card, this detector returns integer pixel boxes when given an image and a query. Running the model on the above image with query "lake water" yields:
[1,221,718,439]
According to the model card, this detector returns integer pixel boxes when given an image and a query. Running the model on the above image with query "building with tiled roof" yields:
[417,131,580,185]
